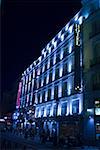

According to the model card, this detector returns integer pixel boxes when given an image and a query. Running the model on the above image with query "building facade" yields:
[13,0,100,145]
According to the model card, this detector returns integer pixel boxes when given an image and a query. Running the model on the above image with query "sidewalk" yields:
[1,131,100,150]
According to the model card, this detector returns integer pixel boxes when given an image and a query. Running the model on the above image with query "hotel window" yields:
[33,70,35,78]
[37,68,41,76]
[54,85,58,99]
[45,61,47,71]
[47,59,50,69]
[61,102,67,116]
[41,107,44,117]
[50,57,53,67]
[42,64,45,73]
[45,90,48,101]
[46,73,49,84]
[53,104,57,116]
[48,88,51,101]
[35,93,38,104]
[52,68,55,81]
[72,100,79,114]
[53,53,56,65]
[62,82,67,97]
[36,108,39,118]
[42,91,45,103]
[55,67,59,80]
[49,71,52,83]
[46,106,51,117]
[60,49,63,60]
[29,73,32,82]
[36,79,39,89]
[59,63,63,77]
[63,62,68,76]
[58,83,62,98]
[26,75,28,84]
[38,93,40,103]
[51,86,54,100]
[44,75,46,86]
[34,79,37,90]
[63,45,68,57]
[56,53,60,63]
[32,94,35,104]
[41,77,44,87]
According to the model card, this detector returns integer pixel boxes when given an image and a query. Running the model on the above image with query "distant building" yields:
[13,0,100,145]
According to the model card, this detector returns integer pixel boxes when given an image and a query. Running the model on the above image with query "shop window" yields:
[72,100,79,114]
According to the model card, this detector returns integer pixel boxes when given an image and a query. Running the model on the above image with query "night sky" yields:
[2,0,81,93]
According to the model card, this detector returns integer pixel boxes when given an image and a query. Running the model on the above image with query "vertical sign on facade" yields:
[16,82,22,108]
[74,23,81,89]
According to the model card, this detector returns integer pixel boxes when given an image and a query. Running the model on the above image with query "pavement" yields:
[0,131,100,150]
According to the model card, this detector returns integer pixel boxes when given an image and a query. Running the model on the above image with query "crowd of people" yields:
[1,124,83,148]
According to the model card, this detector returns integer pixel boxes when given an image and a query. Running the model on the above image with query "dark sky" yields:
[2,0,81,93]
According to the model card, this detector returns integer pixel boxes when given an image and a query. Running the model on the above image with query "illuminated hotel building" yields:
[14,0,100,145]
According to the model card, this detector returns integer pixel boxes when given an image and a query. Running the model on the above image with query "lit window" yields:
[74,13,79,21]
[47,59,50,69]
[69,42,72,54]
[67,81,71,95]
[69,25,73,34]
[72,100,79,114]
[58,83,62,97]
[39,93,42,103]
[46,73,49,84]
[42,64,45,73]
[57,103,61,116]
[45,90,48,101]
[59,64,63,77]
[68,60,72,73]
[44,51,46,57]
[65,23,69,31]
[51,86,54,99]
[61,34,64,41]
[61,103,67,116]
[52,68,55,81]
[60,49,63,60]
[53,54,56,65]
[78,16,83,25]
[35,93,38,104]
[58,31,61,38]
[49,47,51,53]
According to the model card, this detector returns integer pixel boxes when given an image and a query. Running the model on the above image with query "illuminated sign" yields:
[95,100,100,115]
[16,82,22,108]
[74,24,80,46]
